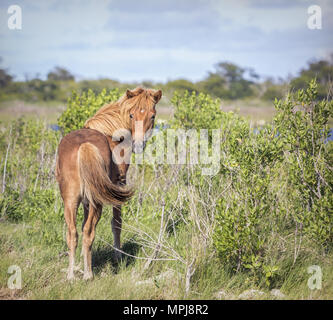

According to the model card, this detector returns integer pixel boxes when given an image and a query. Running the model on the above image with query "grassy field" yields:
[0,100,65,124]
[0,91,332,300]
[0,97,276,125]
[1,175,332,300]
[1,173,332,300]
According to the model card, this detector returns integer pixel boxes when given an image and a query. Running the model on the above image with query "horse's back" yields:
[59,128,109,150]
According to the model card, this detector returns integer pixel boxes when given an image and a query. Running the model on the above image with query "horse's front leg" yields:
[111,166,128,262]
[109,144,129,262]
[112,205,122,261]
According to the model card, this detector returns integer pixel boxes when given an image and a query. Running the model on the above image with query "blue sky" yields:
[0,0,332,82]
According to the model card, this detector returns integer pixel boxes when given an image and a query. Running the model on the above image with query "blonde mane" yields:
[84,87,157,137]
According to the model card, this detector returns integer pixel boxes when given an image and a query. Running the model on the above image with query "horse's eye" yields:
[130,114,133,119]
[151,115,155,120]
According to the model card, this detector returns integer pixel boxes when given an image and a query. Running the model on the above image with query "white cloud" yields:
[212,0,333,33]
[212,0,306,33]
[0,0,114,48]
[0,0,332,82]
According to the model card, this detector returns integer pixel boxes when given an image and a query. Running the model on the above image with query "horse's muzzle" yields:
[132,141,146,154]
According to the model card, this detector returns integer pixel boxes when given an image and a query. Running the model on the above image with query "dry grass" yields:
[0,100,65,124]
[0,97,277,126]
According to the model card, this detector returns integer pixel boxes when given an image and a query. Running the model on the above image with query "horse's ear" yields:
[153,90,162,103]
[126,89,135,99]
[126,88,144,99]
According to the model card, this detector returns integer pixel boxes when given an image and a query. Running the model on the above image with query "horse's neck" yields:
[105,112,132,157]
[85,103,132,138]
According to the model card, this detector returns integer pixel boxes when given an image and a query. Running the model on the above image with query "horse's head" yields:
[126,88,162,154]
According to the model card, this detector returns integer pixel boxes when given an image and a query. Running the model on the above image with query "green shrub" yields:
[0,118,60,219]
[171,90,224,130]
[171,90,283,280]
[57,88,122,134]
[274,79,333,248]
[214,123,282,275]
[213,79,332,282]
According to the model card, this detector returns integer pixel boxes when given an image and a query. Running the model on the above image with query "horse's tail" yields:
[77,142,133,207]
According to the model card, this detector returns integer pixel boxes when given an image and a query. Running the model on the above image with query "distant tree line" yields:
[0,55,332,103]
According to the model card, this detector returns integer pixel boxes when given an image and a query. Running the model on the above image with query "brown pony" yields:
[56,87,162,280]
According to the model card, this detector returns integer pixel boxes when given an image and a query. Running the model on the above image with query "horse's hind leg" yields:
[64,197,80,281]
[80,200,89,257]
[82,203,102,280]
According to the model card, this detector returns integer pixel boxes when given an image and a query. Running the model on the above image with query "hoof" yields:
[114,250,122,262]
[67,273,75,282]
[83,272,93,280]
